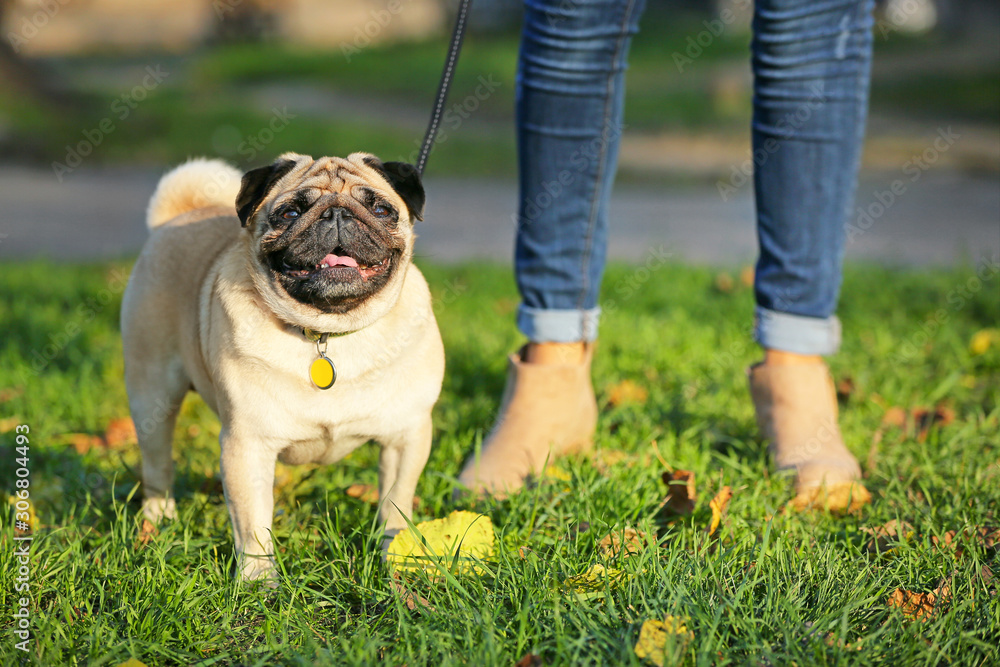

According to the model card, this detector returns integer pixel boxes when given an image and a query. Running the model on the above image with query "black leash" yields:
[415,0,474,176]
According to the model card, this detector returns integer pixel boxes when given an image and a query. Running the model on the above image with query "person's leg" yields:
[458,0,646,495]
[748,0,875,508]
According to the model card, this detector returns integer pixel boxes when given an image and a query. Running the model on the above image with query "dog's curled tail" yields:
[146,158,243,229]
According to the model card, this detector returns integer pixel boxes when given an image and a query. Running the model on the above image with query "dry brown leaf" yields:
[706,486,732,537]
[104,417,138,448]
[345,483,380,504]
[881,406,907,428]
[801,622,860,650]
[881,404,955,442]
[598,527,650,558]
[659,470,696,517]
[974,526,1000,551]
[930,530,959,555]
[713,272,735,293]
[389,573,435,611]
[0,386,24,403]
[607,379,649,407]
[788,482,870,514]
[835,377,856,403]
[887,587,939,621]
[517,546,533,559]
[492,297,518,316]
[739,265,755,287]
[912,405,955,442]
[862,519,915,555]
[515,654,543,667]
[64,433,106,455]
[137,519,158,547]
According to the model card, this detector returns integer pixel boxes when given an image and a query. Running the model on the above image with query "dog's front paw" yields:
[142,497,177,523]
[238,554,279,587]
[381,527,404,559]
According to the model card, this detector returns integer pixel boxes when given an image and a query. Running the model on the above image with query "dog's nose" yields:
[314,207,359,245]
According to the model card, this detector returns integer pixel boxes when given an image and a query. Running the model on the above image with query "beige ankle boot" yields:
[748,361,870,511]
[457,344,598,497]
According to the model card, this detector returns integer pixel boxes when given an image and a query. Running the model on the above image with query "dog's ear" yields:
[236,158,297,227]
[364,157,425,222]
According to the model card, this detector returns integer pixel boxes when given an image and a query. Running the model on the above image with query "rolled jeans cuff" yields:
[753,306,841,356]
[517,305,601,343]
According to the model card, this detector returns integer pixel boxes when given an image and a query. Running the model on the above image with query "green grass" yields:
[0,259,998,666]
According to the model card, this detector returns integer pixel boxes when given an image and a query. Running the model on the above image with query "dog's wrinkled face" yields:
[236,153,424,317]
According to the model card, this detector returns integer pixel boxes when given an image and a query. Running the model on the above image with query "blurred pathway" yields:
[0,165,996,266]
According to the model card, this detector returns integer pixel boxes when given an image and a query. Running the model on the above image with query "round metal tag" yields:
[309,355,336,389]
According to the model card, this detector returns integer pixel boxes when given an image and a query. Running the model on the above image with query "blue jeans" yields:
[515,0,874,355]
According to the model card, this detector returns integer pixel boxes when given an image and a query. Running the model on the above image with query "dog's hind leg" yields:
[125,357,189,523]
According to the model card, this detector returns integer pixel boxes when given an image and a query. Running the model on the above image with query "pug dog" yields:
[121,153,444,581]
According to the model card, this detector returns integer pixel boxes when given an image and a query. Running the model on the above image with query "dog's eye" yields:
[372,203,392,217]
[282,208,300,220]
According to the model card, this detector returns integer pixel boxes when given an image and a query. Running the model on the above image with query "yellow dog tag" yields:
[310,355,336,389]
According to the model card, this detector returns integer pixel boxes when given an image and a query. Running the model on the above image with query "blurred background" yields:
[0,0,997,265]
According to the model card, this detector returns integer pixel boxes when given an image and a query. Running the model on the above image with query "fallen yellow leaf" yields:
[114,660,149,667]
[543,465,572,482]
[970,329,1000,355]
[0,416,23,433]
[706,486,732,536]
[634,616,694,666]
[564,564,625,601]
[606,379,649,407]
[9,495,39,533]
[386,511,493,575]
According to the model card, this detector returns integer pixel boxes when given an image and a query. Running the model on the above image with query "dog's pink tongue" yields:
[320,254,359,268]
